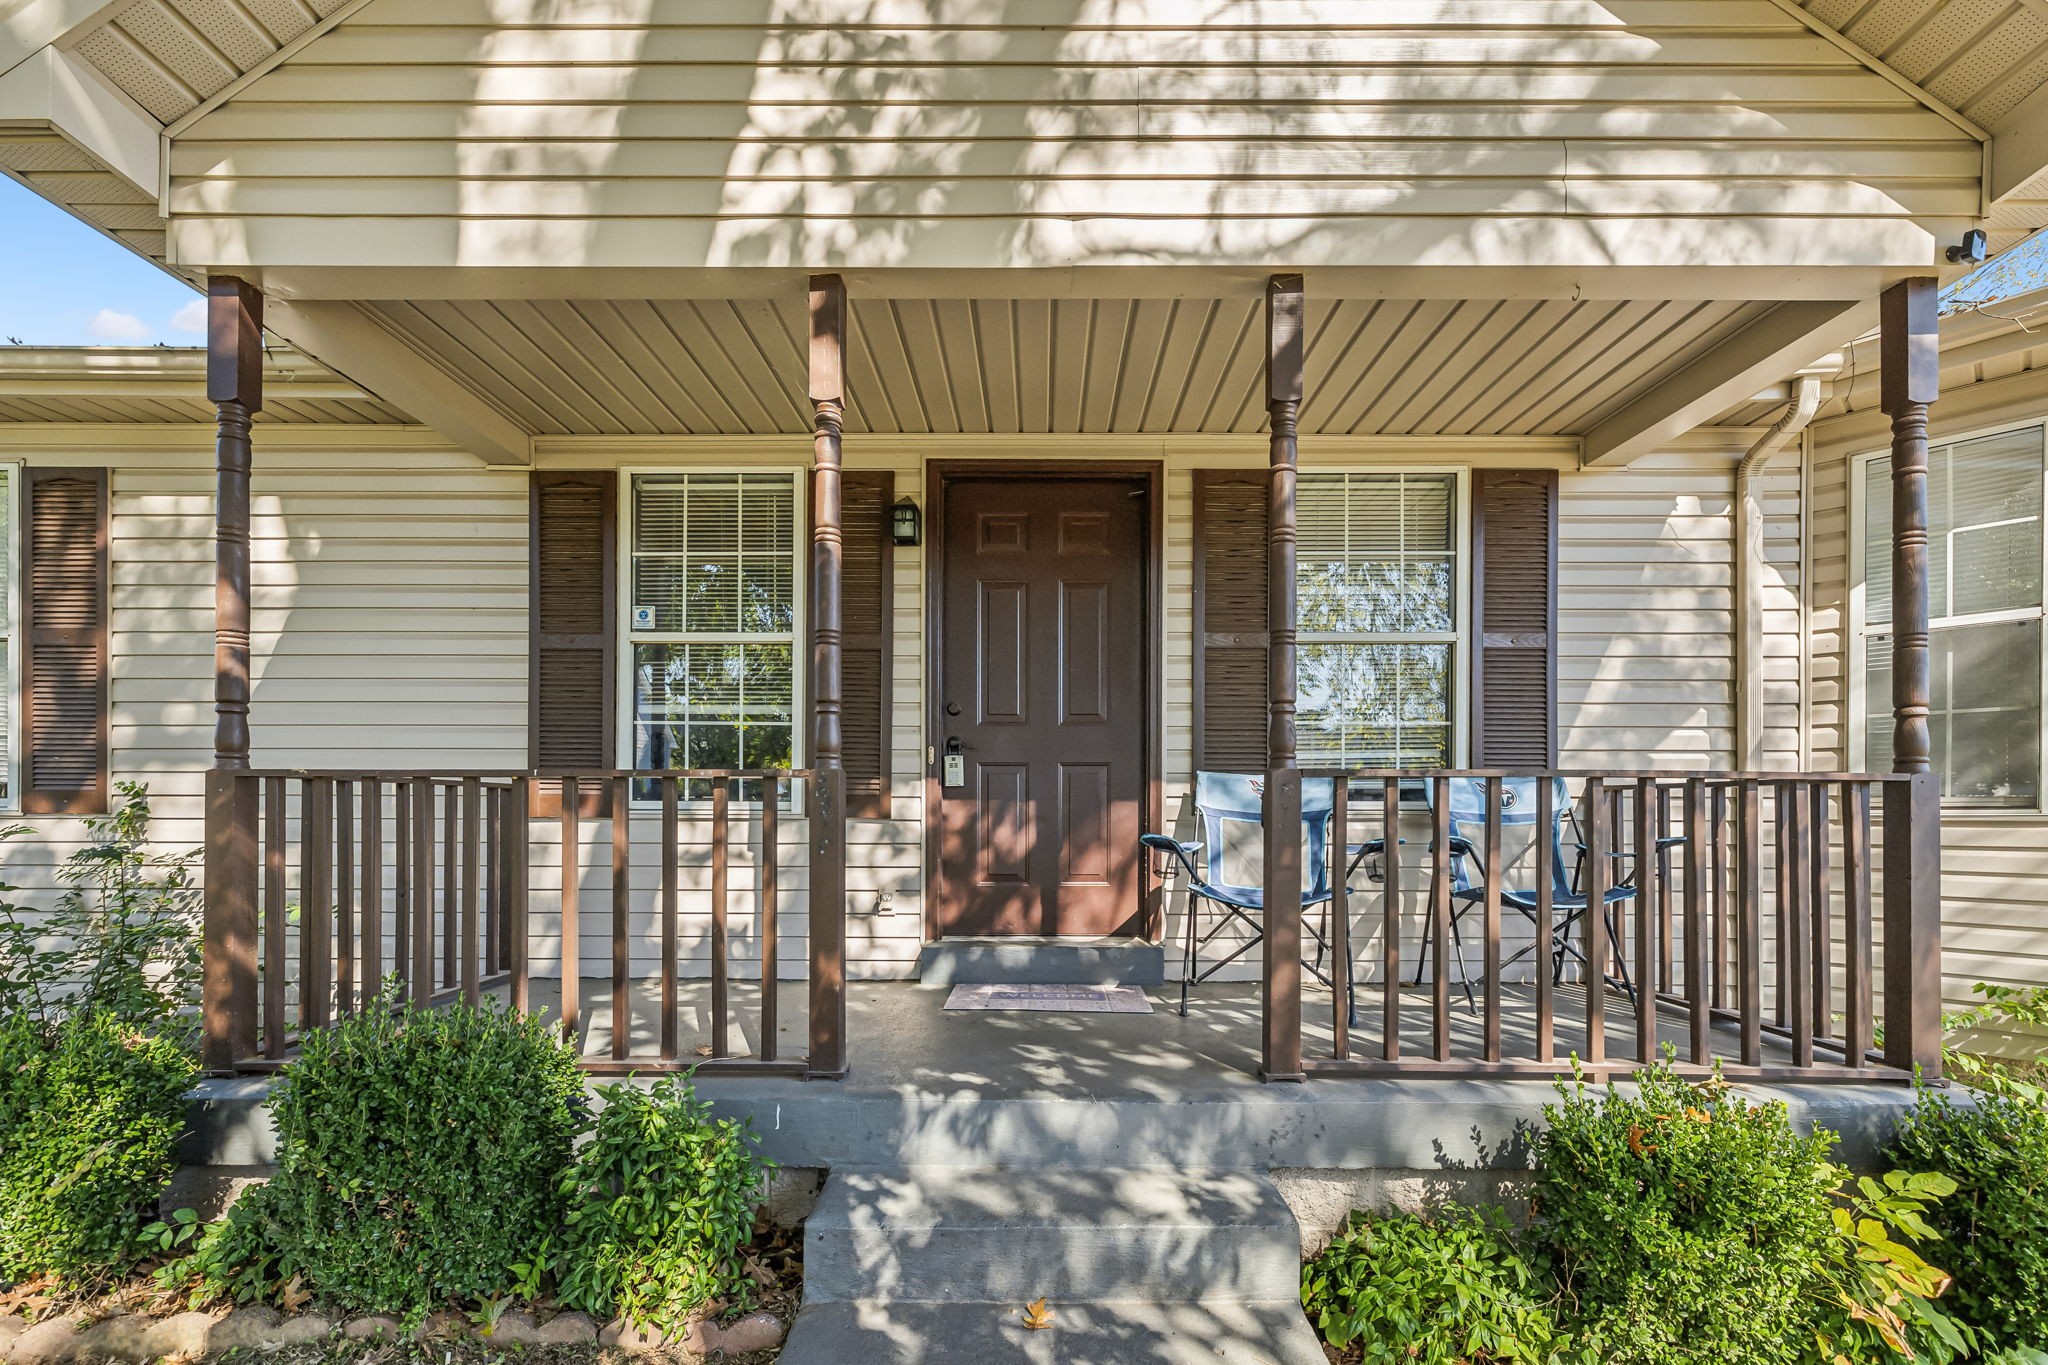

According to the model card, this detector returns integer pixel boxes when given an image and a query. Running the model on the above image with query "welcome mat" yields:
[942,983,1155,1014]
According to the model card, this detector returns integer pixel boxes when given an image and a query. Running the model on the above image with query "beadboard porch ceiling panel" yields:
[357,294,1770,438]
[158,0,1984,273]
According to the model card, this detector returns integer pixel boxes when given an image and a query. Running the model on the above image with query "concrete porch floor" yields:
[186,978,1919,1174]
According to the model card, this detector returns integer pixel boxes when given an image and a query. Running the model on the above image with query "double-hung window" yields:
[1295,470,1464,769]
[1857,422,2046,807]
[626,471,802,799]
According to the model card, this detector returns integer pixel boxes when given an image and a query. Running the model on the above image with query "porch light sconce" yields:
[892,498,922,547]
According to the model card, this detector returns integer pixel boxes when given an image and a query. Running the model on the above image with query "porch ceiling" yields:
[0,345,411,425]
[358,293,1774,439]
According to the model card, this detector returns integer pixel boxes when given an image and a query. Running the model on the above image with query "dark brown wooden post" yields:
[201,276,263,1073]
[807,274,850,1080]
[1879,278,1943,1078]
[1261,274,1306,1082]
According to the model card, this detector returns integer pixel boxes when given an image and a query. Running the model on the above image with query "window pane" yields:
[1298,642,1453,768]
[1865,620,2041,805]
[631,472,796,633]
[1298,472,1458,635]
[1863,426,2043,626]
[632,642,796,776]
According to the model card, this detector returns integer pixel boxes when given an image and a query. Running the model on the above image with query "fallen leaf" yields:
[1626,1124,1658,1157]
[278,1276,311,1312]
[694,1044,715,1057]
[1021,1298,1054,1331]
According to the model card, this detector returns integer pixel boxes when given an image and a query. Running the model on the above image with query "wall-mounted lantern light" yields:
[892,498,922,547]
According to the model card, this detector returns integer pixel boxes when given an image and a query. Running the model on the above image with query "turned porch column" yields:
[1261,274,1306,1082]
[807,273,849,1079]
[201,275,263,1072]
[1879,276,1942,1078]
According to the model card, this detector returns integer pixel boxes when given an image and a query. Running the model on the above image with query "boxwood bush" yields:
[1887,1087,2048,1350]
[224,996,584,1317]
[1530,1065,1841,1365]
[0,1010,196,1283]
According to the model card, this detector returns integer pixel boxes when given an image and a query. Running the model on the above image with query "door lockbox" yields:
[942,737,966,788]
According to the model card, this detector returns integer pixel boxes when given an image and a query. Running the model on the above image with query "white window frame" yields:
[614,466,808,807]
[1848,415,2048,812]
[1293,465,1473,770]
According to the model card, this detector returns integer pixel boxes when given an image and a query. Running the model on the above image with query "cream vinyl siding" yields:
[1810,363,2048,1005]
[164,0,1981,272]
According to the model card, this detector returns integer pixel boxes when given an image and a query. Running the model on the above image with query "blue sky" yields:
[0,174,201,347]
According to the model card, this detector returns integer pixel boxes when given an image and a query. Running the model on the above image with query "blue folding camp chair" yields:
[1143,771,1354,1019]
[1404,776,1643,1011]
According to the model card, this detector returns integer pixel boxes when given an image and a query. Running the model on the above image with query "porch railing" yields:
[200,768,847,1079]
[1259,769,1942,1083]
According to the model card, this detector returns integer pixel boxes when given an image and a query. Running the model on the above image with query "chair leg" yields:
[1180,894,1199,1018]
[1447,911,1478,1014]
[1411,901,1434,988]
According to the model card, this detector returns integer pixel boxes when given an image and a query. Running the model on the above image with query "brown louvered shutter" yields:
[1193,470,1269,772]
[1472,468,1558,768]
[530,471,615,817]
[839,472,893,819]
[22,468,109,814]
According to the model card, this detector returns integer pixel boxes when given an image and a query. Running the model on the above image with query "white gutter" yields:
[1734,373,1825,772]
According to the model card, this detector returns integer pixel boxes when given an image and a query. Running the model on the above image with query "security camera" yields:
[1947,229,1989,265]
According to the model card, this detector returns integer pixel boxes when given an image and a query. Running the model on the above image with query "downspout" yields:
[1735,374,1824,772]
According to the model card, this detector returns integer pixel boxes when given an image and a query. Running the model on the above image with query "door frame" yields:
[921,459,1166,945]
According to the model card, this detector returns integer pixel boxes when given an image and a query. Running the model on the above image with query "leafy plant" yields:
[1943,984,2048,1101]
[1886,1086,2048,1349]
[0,1010,197,1284]
[0,782,201,1035]
[1301,1207,1584,1364]
[1808,1170,1976,1365]
[1530,1059,1840,1365]
[153,1194,286,1310]
[203,993,584,1317]
[555,1075,770,1333]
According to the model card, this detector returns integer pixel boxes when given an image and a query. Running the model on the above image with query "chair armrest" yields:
[1140,833,1202,879]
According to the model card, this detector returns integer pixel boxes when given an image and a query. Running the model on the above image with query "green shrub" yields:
[556,1075,770,1332]
[1301,1207,1583,1365]
[1887,1086,2048,1349]
[1806,1169,1977,1365]
[223,995,583,1317]
[0,1010,196,1283]
[1531,1062,1840,1365]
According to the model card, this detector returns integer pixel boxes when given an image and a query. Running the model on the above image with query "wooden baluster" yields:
[1809,782,1832,1043]
[1482,775,1502,1062]
[612,774,631,1062]
[1634,778,1657,1061]
[1331,779,1351,1061]
[443,783,458,987]
[394,780,411,992]
[335,779,354,1015]
[362,779,382,1001]
[1431,775,1452,1061]
[1534,776,1554,1064]
[485,785,501,977]
[510,776,531,1014]
[711,776,731,1059]
[263,776,286,1058]
[1774,781,1793,1026]
[1738,778,1763,1067]
[660,775,679,1061]
[1787,781,1813,1067]
[1710,784,1728,1012]
[1657,782,1674,996]
[1381,776,1401,1062]
[1842,780,1873,1069]
[302,779,332,1031]
[1608,791,1626,968]
[1684,777,1709,1064]
[1583,778,1607,1066]
[761,776,780,1063]
[411,779,435,1004]
[462,777,482,1007]
[560,776,580,1042]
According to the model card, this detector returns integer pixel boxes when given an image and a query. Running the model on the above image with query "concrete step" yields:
[916,938,1166,986]
[804,1167,1302,1304]
[780,1299,1327,1365]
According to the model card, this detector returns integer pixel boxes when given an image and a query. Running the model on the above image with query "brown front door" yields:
[934,476,1147,938]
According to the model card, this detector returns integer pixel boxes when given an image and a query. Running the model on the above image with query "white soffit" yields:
[354,294,1771,440]
[1795,0,2048,128]
[67,0,355,125]
[0,344,413,424]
